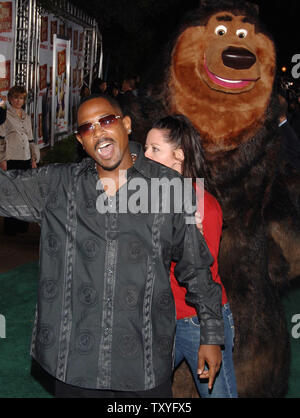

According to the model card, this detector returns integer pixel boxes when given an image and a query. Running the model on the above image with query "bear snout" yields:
[222,46,256,70]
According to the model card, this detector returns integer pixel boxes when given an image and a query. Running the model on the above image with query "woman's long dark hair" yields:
[151,114,206,180]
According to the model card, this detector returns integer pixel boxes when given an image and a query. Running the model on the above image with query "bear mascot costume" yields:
[129,0,300,397]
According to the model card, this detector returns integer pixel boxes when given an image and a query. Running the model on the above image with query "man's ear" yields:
[174,148,184,162]
[76,133,84,147]
[122,115,132,134]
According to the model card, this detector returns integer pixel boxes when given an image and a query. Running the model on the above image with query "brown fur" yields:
[168,4,296,397]
[169,14,276,153]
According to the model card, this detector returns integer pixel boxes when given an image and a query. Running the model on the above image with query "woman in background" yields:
[0,85,38,235]
[145,114,238,398]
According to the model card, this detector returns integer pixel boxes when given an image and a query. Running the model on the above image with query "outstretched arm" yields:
[0,165,53,223]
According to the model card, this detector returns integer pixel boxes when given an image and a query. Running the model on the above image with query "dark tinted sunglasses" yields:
[75,114,121,138]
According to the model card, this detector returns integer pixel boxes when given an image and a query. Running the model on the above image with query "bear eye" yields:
[215,25,227,36]
[236,29,248,38]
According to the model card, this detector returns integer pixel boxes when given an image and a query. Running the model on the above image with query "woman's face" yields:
[10,94,26,110]
[145,128,182,173]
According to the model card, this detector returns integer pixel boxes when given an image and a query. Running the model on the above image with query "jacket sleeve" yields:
[172,211,224,345]
[0,165,55,223]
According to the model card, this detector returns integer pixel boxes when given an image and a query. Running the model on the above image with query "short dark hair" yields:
[8,85,27,103]
[152,114,205,179]
[78,93,123,116]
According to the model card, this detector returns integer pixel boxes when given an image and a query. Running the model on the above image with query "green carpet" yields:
[0,261,299,398]
[0,262,53,398]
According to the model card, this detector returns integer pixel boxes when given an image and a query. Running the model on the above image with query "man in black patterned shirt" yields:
[0,94,224,397]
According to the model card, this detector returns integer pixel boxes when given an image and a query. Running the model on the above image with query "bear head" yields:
[165,0,278,155]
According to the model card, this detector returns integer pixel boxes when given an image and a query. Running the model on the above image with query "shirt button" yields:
[107,231,118,240]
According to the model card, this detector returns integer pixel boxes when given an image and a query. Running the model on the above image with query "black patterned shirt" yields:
[0,141,224,391]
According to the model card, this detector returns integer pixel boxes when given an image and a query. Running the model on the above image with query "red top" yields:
[170,189,228,319]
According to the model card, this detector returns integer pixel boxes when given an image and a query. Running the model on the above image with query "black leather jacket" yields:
[0,141,224,391]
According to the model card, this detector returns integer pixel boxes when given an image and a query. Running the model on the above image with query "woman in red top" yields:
[145,114,237,398]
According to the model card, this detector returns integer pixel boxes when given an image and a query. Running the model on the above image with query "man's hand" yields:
[197,344,222,390]
[195,211,203,234]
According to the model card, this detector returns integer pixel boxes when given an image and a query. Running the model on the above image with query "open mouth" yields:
[96,140,114,159]
[204,57,257,89]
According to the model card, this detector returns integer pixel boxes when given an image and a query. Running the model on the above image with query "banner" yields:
[70,22,85,132]
[0,0,15,95]
[36,13,52,146]
[51,34,71,144]
[36,13,85,147]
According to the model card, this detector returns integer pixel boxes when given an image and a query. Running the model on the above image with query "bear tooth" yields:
[215,75,242,84]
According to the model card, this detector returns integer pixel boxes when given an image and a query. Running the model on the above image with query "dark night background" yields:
[70,0,300,86]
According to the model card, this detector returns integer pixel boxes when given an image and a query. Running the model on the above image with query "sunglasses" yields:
[75,114,121,138]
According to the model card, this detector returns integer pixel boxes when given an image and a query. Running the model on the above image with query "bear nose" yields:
[222,46,256,70]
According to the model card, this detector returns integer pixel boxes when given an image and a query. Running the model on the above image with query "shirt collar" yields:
[7,106,26,118]
[128,141,152,179]
[78,141,153,179]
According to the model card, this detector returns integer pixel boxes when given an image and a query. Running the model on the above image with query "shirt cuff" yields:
[200,316,225,345]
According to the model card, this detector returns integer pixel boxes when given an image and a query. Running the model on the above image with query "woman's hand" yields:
[31,159,37,169]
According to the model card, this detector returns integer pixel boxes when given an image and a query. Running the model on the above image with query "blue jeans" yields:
[174,303,238,398]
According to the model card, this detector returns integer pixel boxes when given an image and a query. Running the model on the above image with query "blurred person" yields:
[120,77,135,95]
[118,77,141,142]
[80,84,91,104]
[0,85,38,235]
[107,82,119,98]
[91,78,107,95]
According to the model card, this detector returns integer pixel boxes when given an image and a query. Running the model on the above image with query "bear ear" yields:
[199,0,260,15]
[199,0,221,8]
[249,2,260,14]
[199,0,220,7]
